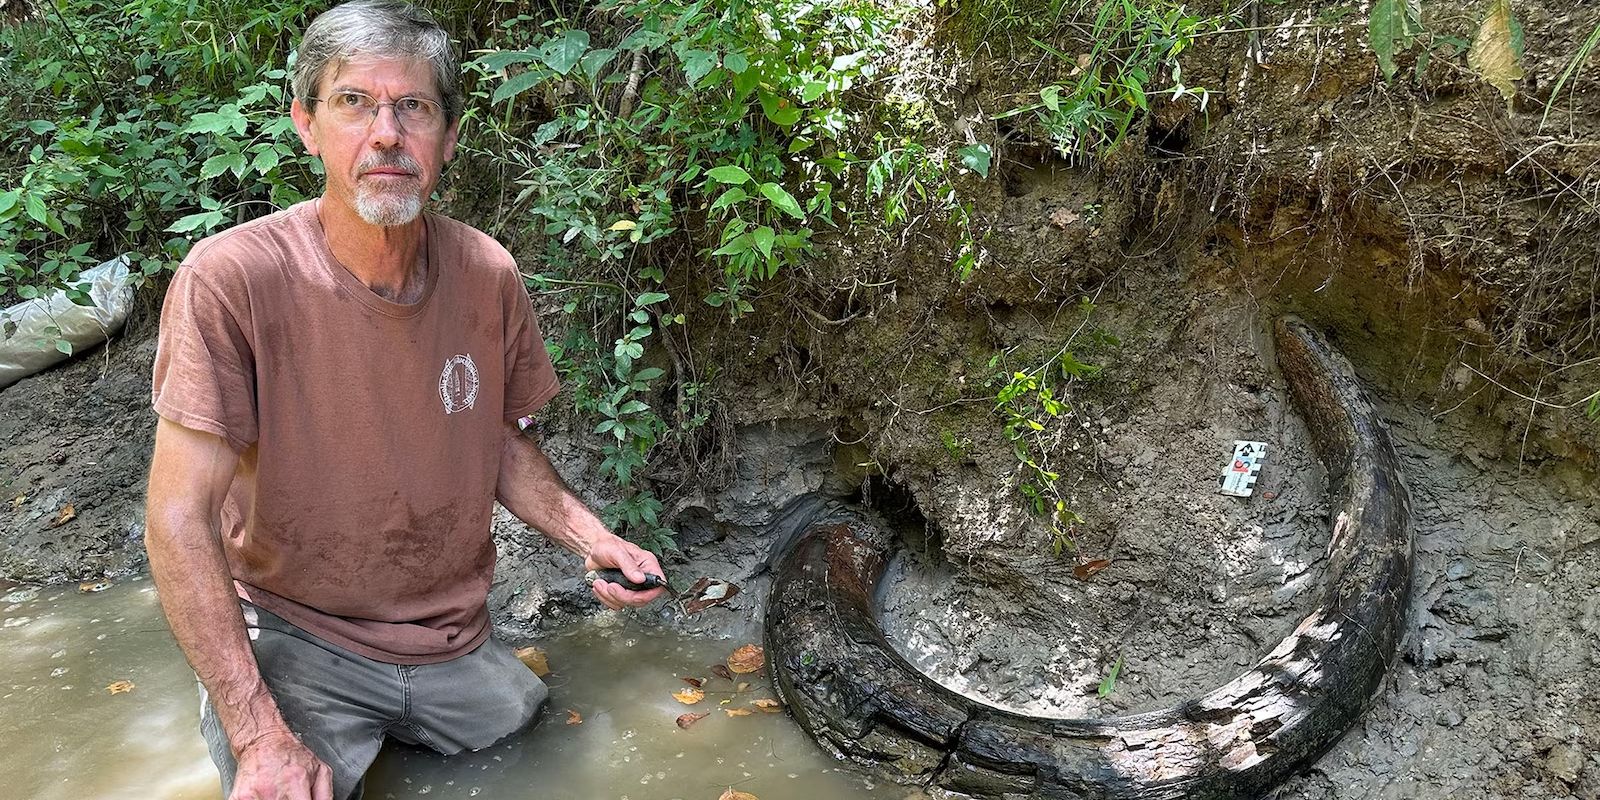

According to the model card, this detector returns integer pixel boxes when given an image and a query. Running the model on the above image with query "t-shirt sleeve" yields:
[151,267,259,452]
[503,278,560,423]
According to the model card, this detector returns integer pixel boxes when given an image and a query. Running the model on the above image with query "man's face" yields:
[290,56,459,227]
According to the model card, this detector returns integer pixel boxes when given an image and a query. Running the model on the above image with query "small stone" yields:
[1545,743,1583,784]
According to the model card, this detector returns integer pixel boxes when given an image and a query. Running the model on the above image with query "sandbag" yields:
[0,255,135,390]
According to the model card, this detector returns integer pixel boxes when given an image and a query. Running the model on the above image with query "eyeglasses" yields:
[307,91,446,132]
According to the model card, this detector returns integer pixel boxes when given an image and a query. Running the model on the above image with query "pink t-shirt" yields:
[152,200,559,664]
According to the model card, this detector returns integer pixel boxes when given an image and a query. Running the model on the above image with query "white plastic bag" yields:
[0,255,135,389]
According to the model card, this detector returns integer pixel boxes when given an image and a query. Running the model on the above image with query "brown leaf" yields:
[727,644,765,674]
[78,581,111,593]
[8,494,24,510]
[1072,559,1112,581]
[723,707,754,717]
[51,504,76,527]
[514,646,551,677]
[710,664,734,681]
[565,709,583,725]
[106,680,135,695]
[1049,207,1081,229]
[735,682,750,692]
[672,687,706,705]
[718,790,758,800]
[681,676,704,688]
[676,711,710,729]
[752,698,782,713]
[1468,0,1524,102]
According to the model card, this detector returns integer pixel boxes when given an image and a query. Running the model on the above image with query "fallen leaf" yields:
[8,494,23,510]
[51,504,76,527]
[752,698,782,713]
[710,664,735,681]
[719,790,758,800]
[673,687,705,705]
[1261,491,1280,501]
[1072,559,1113,581]
[676,711,709,729]
[727,644,765,674]
[1049,207,1081,228]
[1468,0,1523,102]
[78,581,111,593]
[566,709,583,725]
[724,707,754,717]
[682,676,704,688]
[735,682,750,692]
[106,680,134,694]
[515,646,551,677]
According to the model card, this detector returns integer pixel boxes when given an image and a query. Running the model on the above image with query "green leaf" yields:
[758,182,804,220]
[539,30,590,75]
[634,367,666,381]
[712,233,753,256]
[1097,656,1124,697]
[26,120,55,135]
[1468,0,1524,101]
[251,148,282,175]
[680,48,718,85]
[759,91,803,127]
[800,81,827,103]
[1040,85,1061,112]
[830,51,868,72]
[706,165,753,184]
[709,187,748,212]
[55,339,73,356]
[24,193,46,225]
[168,210,222,234]
[183,104,248,137]
[635,291,670,306]
[492,70,545,105]
[0,189,20,217]
[724,51,750,74]
[474,50,541,72]
[1369,0,1421,81]
[958,144,992,178]
[751,225,775,259]
[200,153,246,181]
[580,48,617,83]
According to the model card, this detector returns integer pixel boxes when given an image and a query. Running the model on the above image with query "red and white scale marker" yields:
[1218,440,1268,497]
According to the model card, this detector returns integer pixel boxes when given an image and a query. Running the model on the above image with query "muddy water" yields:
[0,580,901,800]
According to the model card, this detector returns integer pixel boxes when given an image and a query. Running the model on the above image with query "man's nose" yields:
[366,103,404,148]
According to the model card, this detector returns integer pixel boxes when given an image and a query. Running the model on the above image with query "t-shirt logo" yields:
[438,354,480,414]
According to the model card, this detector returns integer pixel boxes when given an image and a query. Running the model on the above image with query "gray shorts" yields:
[200,601,547,800]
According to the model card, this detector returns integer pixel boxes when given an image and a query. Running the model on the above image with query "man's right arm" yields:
[144,417,332,800]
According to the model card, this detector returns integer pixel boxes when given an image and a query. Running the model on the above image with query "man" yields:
[144,3,666,798]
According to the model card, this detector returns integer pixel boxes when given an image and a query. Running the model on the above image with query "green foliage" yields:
[1097,654,1124,697]
[1540,18,1600,129]
[987,297,1115,555]
[0,0,321,303]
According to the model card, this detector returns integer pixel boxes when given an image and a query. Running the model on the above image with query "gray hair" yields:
[291,0,462,123]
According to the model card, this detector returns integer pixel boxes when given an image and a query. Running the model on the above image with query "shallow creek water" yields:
[0,578,904,800]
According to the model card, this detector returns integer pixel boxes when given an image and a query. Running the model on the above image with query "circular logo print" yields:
[439,354,480,414]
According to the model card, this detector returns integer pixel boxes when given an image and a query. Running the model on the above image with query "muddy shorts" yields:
[199,601,548,800]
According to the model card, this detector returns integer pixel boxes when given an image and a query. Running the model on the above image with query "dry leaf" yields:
[673,687,706,705]
[710,664,735,681]
[676,711,710,729]
[1468,0,1523,102]
[724,707,754,717]
[727,644,765,674]
[106,680,134,695]
[735,682,750,692]
[682,676,704,688]
[1049,207,1081,229]
[1072,559,1113,581]
[51,504,76,527]
[514,646,551,677]
[719,790,758,800]
[752,698,782,713]
[566,709,583,725]
[682,577,742,614]
[78,581,111,593]
[8,494,24,510]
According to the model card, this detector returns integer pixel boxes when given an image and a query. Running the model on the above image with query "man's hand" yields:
[584,533,668,610]
[229,730,333,800]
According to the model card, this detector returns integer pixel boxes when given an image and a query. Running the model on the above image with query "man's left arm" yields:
[495,425,666,609]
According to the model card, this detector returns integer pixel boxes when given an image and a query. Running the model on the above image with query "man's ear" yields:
[443,114,461,163]
[290,97,321,157]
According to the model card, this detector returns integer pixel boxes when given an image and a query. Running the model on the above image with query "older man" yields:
[144,3,666,798]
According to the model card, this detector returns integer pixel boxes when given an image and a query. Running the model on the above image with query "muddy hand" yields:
[584,533,668,609]
[229,730,333,800]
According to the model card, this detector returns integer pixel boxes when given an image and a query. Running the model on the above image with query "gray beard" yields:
[354,186,423,227]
